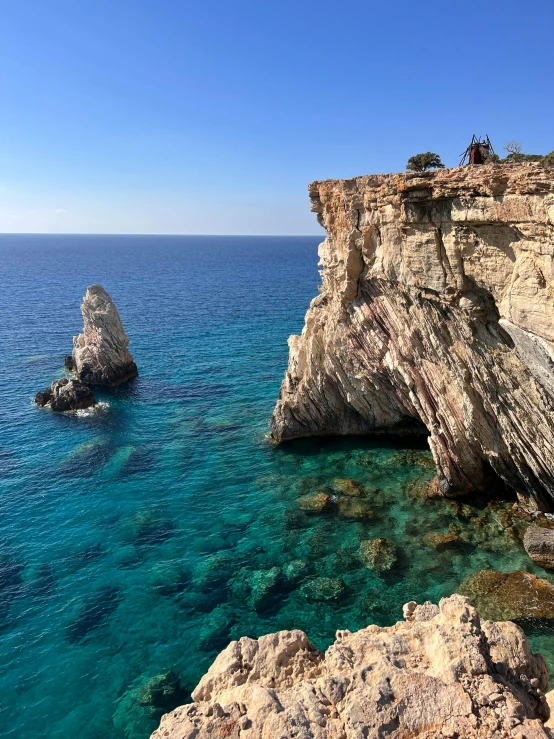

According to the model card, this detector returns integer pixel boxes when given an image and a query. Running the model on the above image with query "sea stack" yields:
[271,162,554,510]
[72,284,138,386]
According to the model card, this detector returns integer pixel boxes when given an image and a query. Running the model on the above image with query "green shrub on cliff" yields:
[406,152,445,172]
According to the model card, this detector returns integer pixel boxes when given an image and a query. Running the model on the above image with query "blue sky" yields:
[1,0,552,234]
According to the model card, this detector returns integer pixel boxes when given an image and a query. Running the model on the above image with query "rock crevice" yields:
[271,163,554,509]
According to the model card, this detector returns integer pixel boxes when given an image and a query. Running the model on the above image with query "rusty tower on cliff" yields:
[460,135,495,165]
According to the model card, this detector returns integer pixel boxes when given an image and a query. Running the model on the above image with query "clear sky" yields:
[1,0,553,235]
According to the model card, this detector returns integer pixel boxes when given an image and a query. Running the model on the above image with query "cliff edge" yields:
[151,595,554,739]
[271,163,554,509]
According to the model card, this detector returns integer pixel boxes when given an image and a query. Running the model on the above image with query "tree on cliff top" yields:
[406,152,445,172]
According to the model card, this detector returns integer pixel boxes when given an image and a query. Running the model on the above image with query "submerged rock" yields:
[35,378,97,412]
[297,492,330,513]
[422,531,461,550]
[271,164,554,509]
[124,509,174,548]
[358,538,397,573]
[66,584,121,644]
[72,284,137,386]
[299,577,345,602]
[337,497,374,520]
[331,478,363,497]
[114,671,187,738]
[458,569,554,622]
[148,561,191,596]
[151,595,552,739]
[0,556,24,623]
[524,524,554,569]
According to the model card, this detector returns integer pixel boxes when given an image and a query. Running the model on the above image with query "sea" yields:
[1,234,553,739]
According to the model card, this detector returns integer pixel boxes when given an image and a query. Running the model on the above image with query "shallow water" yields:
[1,235,553,739]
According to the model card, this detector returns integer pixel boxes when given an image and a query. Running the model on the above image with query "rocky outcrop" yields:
[35,378,97,412]
[151,595,554,739]
[72,284,137,386]
[524,525,554,569]
[271,163,554,510]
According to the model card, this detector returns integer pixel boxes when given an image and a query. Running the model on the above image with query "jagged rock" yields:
[151,595,553,739]
[72,284,137,386]
[524,524,554,569]
[271,163,554,510]
[458,569,554,621]
[35,378,97,412]
[358,537,397,573]
[64,354,75,371]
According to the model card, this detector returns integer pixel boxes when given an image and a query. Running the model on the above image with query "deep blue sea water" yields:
[1,234,553,739]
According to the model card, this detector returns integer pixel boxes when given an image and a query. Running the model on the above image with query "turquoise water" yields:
[0,235,552,739]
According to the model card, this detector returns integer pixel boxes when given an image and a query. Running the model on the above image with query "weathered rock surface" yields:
[525,524,554,569]
[271,163,554,509]
[151,594,553,739]
[72,284,137,386]
[458,569,554,622]
[35,378,97,412]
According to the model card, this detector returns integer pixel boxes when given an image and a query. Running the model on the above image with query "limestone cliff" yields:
[152,595,554,739]
[72,284,137,386]
[271,163,554,509]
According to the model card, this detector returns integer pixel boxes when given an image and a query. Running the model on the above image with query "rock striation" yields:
[271,163,554,509]
[72,284,137,386]
[151,594,554,739]
[35,378,97,412]
[524,524,554,569]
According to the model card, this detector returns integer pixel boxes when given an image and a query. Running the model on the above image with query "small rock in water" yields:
[331,478,363,497]
[297,492,330,513]
[358,538,397,573]
[524,524,554,569]
[35,378,96,412]
[422,531,461,550]
[246,567,282,612]
[282,559,309,584]
[64,354,75,371]
[299,577,346,602]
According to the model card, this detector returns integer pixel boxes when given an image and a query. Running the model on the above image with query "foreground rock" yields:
[72,284,137,386]
[458,569,554,621]
[271,163,554,509]
[525,524,554,569]
[35,378,97,412]
[151,595,553,739]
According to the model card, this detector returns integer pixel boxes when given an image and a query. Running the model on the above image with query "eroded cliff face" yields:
[152,595,554,739]
[271,163,554,509]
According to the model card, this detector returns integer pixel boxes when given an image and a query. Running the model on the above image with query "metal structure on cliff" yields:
[460,135,495,165]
